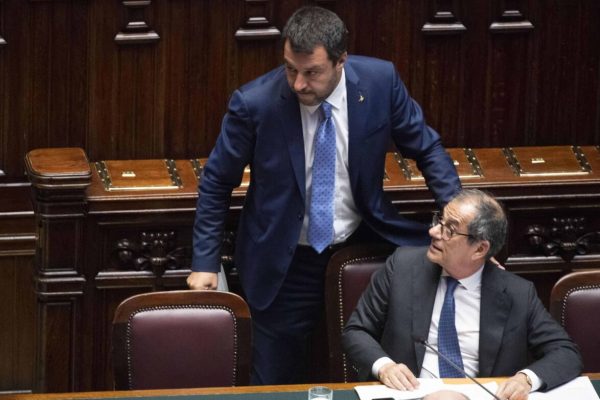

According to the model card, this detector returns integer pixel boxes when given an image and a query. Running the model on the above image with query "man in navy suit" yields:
[343,189,582,400]
[188,6,461,384]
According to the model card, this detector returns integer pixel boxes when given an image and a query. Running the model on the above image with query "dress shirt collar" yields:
[442,264,484,291]
[304,68,346,116]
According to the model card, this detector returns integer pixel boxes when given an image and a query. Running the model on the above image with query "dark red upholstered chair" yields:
[325,243,395,382]
[550,270,600,373]
[112,290,251,390]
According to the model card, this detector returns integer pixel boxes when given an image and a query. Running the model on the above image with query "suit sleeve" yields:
[524,282,583,391]
[342,255,396,381]
[191,90,255,272]
[388,66,461,208]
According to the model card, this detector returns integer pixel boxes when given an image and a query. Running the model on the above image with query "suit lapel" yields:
[412,260,441,369]
[478,264,511,376]
[278,83,306,201]
[345,63,369,186]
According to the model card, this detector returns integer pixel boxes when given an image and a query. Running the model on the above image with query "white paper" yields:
[355,376,599,400]
[354,379,498,400]
[529,376,599,400]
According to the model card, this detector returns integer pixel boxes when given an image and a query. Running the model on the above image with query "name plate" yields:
[396,148,484,181]
[503,146,591,177]
[95,159,182,191]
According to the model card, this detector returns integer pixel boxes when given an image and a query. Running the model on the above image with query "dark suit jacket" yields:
[191,55,461,310]
[342,246,583,391]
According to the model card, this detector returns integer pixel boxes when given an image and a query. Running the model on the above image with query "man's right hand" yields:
[187,271,218,290]
[378,362,420,391]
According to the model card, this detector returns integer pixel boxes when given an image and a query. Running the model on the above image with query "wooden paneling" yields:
[0,0,599,182]
[0,186,36,393]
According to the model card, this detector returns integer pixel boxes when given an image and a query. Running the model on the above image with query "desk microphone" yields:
[412,335,501,400]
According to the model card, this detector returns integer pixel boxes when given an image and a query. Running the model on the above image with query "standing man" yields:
[343,189,582,400]
[188,6,461,384]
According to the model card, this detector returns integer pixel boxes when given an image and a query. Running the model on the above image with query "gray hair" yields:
[282,6,348,63]
[451,189,507,259]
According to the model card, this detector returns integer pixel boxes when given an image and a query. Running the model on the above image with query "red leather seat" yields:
[325,243,395,382]
[550,270,600,373]
[112,290,251,389]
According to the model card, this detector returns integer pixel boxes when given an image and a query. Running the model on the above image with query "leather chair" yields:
[112,290,251,390]
[550,270,600,372]
[325,243,395,382]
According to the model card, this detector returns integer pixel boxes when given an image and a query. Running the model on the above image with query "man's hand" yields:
[187,271,218,290]
[496,372,531,400]
[378,362,420,391]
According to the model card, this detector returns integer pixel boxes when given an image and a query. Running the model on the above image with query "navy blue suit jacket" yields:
[342,247,583,391]
[192,56,461,310]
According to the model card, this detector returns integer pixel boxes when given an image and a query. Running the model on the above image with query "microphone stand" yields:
[414,337,501,400]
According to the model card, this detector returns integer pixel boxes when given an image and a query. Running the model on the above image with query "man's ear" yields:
[336,52,348,69]
[472,240,490,261]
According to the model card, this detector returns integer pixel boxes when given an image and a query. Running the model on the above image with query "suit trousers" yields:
[249,223,385,384]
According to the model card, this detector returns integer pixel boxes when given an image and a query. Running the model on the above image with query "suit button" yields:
[297,212,303,220]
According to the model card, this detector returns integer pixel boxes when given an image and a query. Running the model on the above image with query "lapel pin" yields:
[358,94,365,103]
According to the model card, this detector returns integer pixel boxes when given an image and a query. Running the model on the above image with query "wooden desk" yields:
[3,376,600,400]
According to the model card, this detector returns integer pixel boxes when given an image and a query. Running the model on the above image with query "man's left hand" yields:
[496,372,531,400]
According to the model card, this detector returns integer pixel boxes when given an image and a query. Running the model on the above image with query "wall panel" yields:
[0,0,599,182]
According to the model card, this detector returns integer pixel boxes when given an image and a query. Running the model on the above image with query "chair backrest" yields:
[325,243,395,382]
[112,290,251,390]
[550,269,600,373]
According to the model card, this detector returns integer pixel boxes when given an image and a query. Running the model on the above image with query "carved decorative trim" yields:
[113,231,189,277]
[114,0,160,45]
[489,3,533,33]
[422,1,466,35]
[190,159,204,181]
[526,218,600,262]
[235,0,280,41]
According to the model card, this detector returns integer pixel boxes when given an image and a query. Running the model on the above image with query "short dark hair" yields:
[451,189,507,259]
[282,6,348,63]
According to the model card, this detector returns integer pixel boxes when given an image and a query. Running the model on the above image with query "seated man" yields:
[342,189,582,400]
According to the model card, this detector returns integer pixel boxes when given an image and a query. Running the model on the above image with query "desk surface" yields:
[2,376,600,400]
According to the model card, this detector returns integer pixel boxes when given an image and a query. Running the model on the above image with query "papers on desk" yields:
[354,379,498,400]
[355,376,599,400]
[529,377,599,399]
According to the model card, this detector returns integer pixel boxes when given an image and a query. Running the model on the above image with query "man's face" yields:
[283,40,346,106]
[426,200,485,279]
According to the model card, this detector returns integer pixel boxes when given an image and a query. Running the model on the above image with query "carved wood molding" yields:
[422,0,467,35]
[526,217,600,262]
[235,0,280,41]
[114,0,160,45]
[113,231,189,276]
[489,0,533,33]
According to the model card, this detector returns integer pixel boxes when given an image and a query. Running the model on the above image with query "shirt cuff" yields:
[519,369,542,392]
[372,357,395,379]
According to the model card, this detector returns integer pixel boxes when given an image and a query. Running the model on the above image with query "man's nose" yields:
[429,223,442,239]
[293,74,307,92]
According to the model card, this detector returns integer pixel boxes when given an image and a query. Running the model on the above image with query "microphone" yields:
[412,335,501,400]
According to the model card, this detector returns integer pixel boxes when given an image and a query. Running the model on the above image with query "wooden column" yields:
[25,148,91,393]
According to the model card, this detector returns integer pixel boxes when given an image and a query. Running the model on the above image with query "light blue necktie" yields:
[307,101,336,253]
[438,276,465,377]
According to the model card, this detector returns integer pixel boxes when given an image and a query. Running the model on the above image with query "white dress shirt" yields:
[298,68,361,246]
[372,267,542,391]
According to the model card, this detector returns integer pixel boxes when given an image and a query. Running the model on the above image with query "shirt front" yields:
[298,68,361,246]
[420,268,483,379]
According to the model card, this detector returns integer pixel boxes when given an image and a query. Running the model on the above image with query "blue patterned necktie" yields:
[307,101,336,253]
[437,276,465,377]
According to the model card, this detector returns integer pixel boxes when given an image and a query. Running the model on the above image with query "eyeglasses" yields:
[431,212,474,241]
